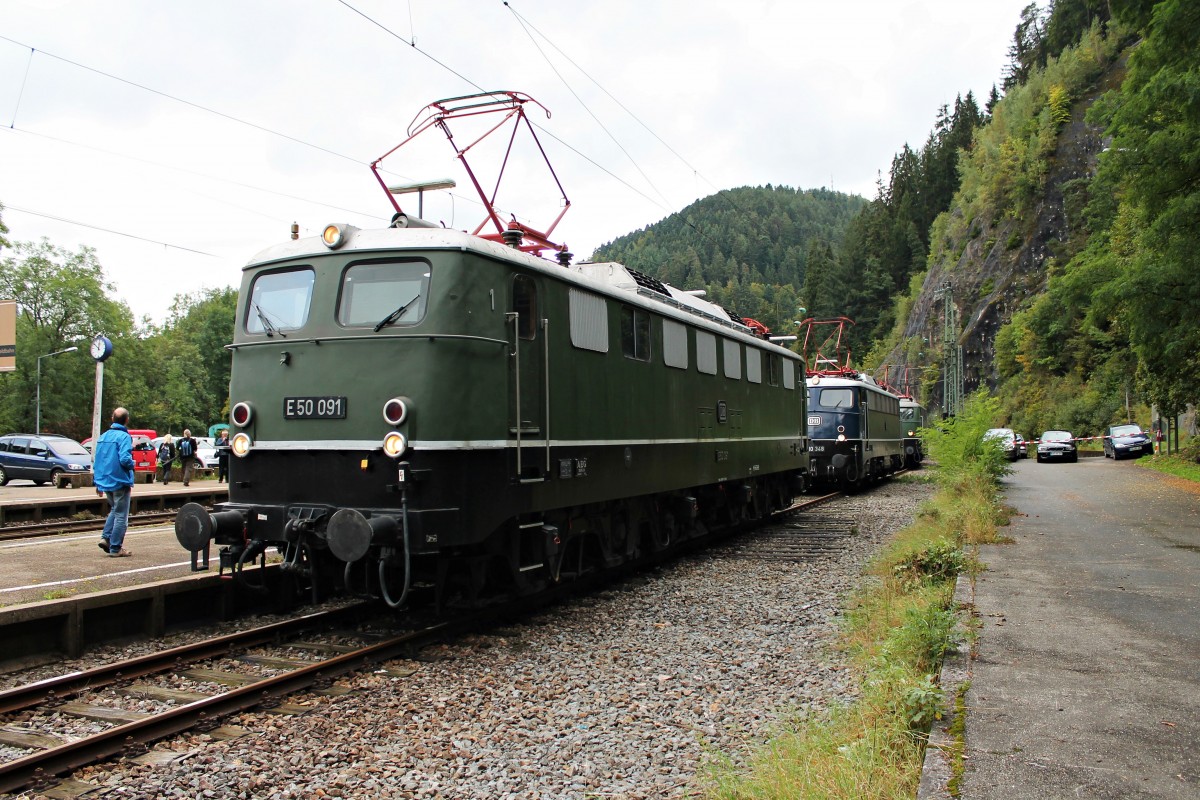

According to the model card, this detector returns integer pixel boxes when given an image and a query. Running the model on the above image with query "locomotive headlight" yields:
[231,401,253,427]
[382,397,409,426]
[382,431,408,458]
[837,434,847,442]
[231,432,253,457]
[322,224,347,249]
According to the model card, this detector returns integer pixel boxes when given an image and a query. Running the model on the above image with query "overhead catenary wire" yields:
[1,126,390,224]
[4,205,218,257]
[498,1,783,254]
[503,4,673,211]
[2,8,767,268]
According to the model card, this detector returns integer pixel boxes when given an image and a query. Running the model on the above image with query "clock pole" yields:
[89,336,113,444]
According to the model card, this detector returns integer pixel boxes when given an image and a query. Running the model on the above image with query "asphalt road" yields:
[962,455,1199,798]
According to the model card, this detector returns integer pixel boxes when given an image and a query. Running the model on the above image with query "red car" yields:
[83,428,158,474]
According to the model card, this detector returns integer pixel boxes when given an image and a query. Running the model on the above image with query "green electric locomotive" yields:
[175,92,810,608]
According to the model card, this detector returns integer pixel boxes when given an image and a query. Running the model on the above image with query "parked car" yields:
[1104,424,1153,460]
[195,437,219,469]
[83,429,158,474]
[1037,430,1077,463]
[1014,433,1028,458]
[984,427,1021,461]
[0,433,93,486]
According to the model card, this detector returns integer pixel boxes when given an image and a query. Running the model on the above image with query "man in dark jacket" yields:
[215,429,231,483]
[94,407,135,557]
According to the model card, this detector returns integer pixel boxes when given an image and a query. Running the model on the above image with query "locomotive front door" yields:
[509,274,547,481]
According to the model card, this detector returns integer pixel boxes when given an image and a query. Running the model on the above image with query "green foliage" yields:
[1047,84,1072,126]
[0,235,235,439]
[922,390,1012,484]
[895,674,945,731]
[591,186,865,333]
[0,239,133,439]
[891,539,965,585]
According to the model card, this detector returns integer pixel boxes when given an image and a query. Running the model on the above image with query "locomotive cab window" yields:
[620,306,651,361]
[513,275,538,340]
[245,267,315,334]
[338,258,430,328]
[814,388,855,409]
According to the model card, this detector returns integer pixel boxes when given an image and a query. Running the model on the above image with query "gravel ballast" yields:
[19,479,931,799]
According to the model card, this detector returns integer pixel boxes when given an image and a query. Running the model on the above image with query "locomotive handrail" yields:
[225,333,510,350]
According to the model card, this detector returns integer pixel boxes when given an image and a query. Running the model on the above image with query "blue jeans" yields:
[102,487,132,552]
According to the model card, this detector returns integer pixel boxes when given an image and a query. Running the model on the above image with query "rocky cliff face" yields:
[886,66,1121,413]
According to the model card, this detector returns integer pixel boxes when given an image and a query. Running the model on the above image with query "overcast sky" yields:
[0,0,1033,325]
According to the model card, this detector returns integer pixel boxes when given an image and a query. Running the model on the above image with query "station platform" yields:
[0,480,227,525]
[0,482,229,608]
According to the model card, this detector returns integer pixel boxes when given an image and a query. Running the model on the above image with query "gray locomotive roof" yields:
[247,225,799,357]
[805,373,898,394]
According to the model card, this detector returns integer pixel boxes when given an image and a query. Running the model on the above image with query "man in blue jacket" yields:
[94,407,135,557]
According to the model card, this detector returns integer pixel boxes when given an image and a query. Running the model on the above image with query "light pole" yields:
[36,346,78,434]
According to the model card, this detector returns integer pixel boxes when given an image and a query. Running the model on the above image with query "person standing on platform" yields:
[178,429,198,486]
[94,407,135,557]
[215,429,231,483]
[157,435,177,484]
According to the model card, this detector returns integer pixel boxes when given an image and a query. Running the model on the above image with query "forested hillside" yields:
[875,0,1198,437]
[591,186,865,332]
[595,0,1197,441]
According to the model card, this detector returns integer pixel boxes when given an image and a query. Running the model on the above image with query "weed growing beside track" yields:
[706,393,1008,799]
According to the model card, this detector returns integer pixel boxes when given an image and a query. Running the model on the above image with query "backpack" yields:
[179,438,193,458]
[159,442,173,461]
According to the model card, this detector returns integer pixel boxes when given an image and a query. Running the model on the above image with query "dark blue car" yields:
[0,433,93,486]
[1104,424,1153,460]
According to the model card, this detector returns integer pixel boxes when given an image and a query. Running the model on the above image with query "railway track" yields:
[0,486,867,795]
[0,601,469,795]
[0,511,179,541]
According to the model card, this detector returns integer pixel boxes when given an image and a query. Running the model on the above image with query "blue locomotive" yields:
[805,372,904,488]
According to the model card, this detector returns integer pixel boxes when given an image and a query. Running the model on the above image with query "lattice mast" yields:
[934,281,963,416]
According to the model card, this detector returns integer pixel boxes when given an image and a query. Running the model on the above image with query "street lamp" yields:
[36,346,78,434]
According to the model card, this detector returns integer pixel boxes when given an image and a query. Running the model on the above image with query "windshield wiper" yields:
[254,304,286,338]
[374,294,421,332]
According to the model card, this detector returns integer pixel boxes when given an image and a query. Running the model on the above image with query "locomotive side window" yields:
[746,348,762,384]
[723,338,741,379]
[662,318,688,369]
[569,289,609,352]
[245,267,315,334]
[513,275,538,340]
[620,306,651,361]
[784,361,796,389]
[696,330,717,375]
[338,259,430,328]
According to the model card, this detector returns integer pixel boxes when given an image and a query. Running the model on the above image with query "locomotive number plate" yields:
[284,396,347,419]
